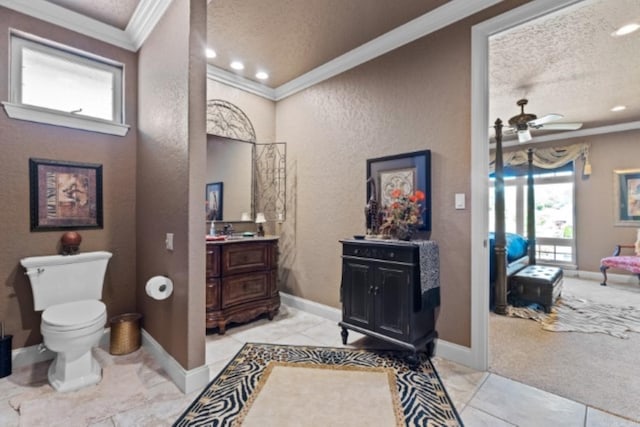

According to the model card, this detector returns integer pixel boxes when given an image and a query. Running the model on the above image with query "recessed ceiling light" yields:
[255,71,269,80]
[205,48,216,58]
[611,105,627,112]
[230,61,244,71]
[612,23,640,37]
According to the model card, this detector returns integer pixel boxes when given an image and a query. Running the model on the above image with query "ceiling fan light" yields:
[517,130,532,143]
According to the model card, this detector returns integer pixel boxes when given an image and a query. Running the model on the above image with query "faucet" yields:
[223,224,234,236]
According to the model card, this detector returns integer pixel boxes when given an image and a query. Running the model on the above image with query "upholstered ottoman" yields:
[509,265,563,313]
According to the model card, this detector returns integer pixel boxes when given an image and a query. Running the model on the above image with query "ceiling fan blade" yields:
[518,129,532,143]
[537,122,583,131]
[528,113,563,127]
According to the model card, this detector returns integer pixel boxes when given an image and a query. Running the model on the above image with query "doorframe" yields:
[469,0,584,370]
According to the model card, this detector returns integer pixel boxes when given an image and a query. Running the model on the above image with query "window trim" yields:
[3,30,129,136]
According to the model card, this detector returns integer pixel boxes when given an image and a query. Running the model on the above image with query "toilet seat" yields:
[42,300,106,332]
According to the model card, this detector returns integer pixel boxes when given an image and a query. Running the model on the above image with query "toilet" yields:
[20,251,112,392]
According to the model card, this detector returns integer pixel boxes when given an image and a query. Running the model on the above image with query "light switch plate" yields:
[455,193,465,210]
[165,233,174,251]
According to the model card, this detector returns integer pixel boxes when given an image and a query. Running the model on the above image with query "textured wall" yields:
[137,0,206,369]
[0,7,138,348]
[274,1,531,347]
[574,131,640,271]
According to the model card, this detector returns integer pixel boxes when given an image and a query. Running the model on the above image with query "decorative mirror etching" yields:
[206,99,256,143]
[255,143,286,222]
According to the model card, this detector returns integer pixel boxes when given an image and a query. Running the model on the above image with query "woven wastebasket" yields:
[109,313,142,355]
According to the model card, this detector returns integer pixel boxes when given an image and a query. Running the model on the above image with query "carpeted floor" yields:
[174,343,463,427]
[490,276,640,422]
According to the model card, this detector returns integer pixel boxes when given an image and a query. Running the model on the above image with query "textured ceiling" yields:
[206,0,450,87]
[46,0,140,30]
[490,0,640,134]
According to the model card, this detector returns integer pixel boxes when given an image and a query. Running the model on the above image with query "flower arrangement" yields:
[380,189,425,240]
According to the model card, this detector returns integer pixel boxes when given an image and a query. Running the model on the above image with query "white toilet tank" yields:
[20,251,112,311]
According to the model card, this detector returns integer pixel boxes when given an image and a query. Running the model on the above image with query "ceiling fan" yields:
[505,99,583,143]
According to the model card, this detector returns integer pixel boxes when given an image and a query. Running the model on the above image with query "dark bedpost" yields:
[494,118,508,315]
[527,148,536,265]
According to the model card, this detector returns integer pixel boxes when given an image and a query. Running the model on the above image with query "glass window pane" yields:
[534,182,574,239]
[21,47,114,121]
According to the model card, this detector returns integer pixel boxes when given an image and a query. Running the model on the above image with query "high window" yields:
[2,31,128,136]
[489,165,576,268]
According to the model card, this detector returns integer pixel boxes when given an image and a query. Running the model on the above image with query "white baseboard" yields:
[141,329,210,394]
[280,292,474,368]
[575,269,639,285]
[280,292,342,323]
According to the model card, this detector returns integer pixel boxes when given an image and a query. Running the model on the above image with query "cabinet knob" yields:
[368,286,374,294]
[354,249,360,255]
[388,252,395,258]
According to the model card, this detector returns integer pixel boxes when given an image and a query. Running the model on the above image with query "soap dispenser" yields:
[209,220,216,236]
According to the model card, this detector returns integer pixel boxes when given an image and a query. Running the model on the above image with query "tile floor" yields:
[0,305,638,426]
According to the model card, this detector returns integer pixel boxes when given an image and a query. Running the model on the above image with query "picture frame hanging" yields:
[206,182,224,221]
[613,168,640,226]
[29,158,103,231]
[366,150,431,231]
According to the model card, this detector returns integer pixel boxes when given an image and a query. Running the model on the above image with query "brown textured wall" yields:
[137,0,206,369]
[274,1,531,347]
[0,7,138,348]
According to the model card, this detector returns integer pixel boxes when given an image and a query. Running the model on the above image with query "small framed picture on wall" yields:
[206,182,223,221]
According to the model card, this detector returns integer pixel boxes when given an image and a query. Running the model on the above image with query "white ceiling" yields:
[8,0,640,136]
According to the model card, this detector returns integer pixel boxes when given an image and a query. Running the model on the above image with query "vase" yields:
[391,224,413,241]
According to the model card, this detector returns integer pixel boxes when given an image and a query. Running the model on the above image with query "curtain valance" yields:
[490,143,591,176]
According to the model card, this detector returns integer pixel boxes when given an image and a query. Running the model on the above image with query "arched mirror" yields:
[206,100,256,222]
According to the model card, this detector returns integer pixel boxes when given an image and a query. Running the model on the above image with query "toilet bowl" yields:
[41,300,107,392]
[20,251,112,392]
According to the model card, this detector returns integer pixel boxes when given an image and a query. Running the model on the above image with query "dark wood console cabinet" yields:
[206,238,280,333]
[339,239,438,362]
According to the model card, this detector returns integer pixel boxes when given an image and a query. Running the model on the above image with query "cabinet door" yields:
[206,278,221,311]
[342,261,374,329]
[374,265,411,340]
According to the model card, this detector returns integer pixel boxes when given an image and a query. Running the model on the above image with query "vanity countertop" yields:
[206,235,279,245]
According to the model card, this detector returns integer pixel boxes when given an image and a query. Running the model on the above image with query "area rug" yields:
[10,363,148,427]
[508,294,640,338]
[174,343,462,427]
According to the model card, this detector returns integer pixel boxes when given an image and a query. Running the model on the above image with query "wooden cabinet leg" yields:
[426,341,435,358]
[217,322,226,335]
[341,327,349,345]
[406,352,419,368]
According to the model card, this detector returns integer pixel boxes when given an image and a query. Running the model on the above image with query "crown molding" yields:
[0,0,136,51]
[273,0,502,100]
[207,65,276,101]
[489,121,640,149]
[125,0,173,50]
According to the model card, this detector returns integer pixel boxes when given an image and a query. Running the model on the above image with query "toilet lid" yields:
[42,300,106,330]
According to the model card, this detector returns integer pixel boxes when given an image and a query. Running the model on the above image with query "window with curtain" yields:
[490,163,576,267]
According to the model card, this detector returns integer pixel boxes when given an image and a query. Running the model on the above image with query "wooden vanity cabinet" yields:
[206,238,280,333]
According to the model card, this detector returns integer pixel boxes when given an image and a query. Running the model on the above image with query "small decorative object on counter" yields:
[255,212,266,237]
[365,177,380,235]
[60,231,82,255]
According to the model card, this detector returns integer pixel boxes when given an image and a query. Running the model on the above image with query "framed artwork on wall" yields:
[206,182,224,221]
[367,150,431,231]
[29,158,103,231]
[614,168,640,226]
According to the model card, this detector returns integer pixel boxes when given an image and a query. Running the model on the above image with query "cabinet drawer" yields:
[343,243,415,263]
[206,245,221,277]
[222,271,269,308]
[222,243,271,275]
[206,278,221,311]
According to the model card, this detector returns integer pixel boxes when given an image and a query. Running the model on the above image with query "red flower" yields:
[415,190,426,201]
[391,188,403,198]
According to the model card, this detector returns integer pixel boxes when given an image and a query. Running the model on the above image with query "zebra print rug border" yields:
[173,343,463,427]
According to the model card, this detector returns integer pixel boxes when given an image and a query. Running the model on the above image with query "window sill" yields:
[2,102,129,137]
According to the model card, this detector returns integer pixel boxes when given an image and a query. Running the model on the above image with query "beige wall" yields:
[574,131,640,271]
[0,7,138,349]
[137,0,207,369]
